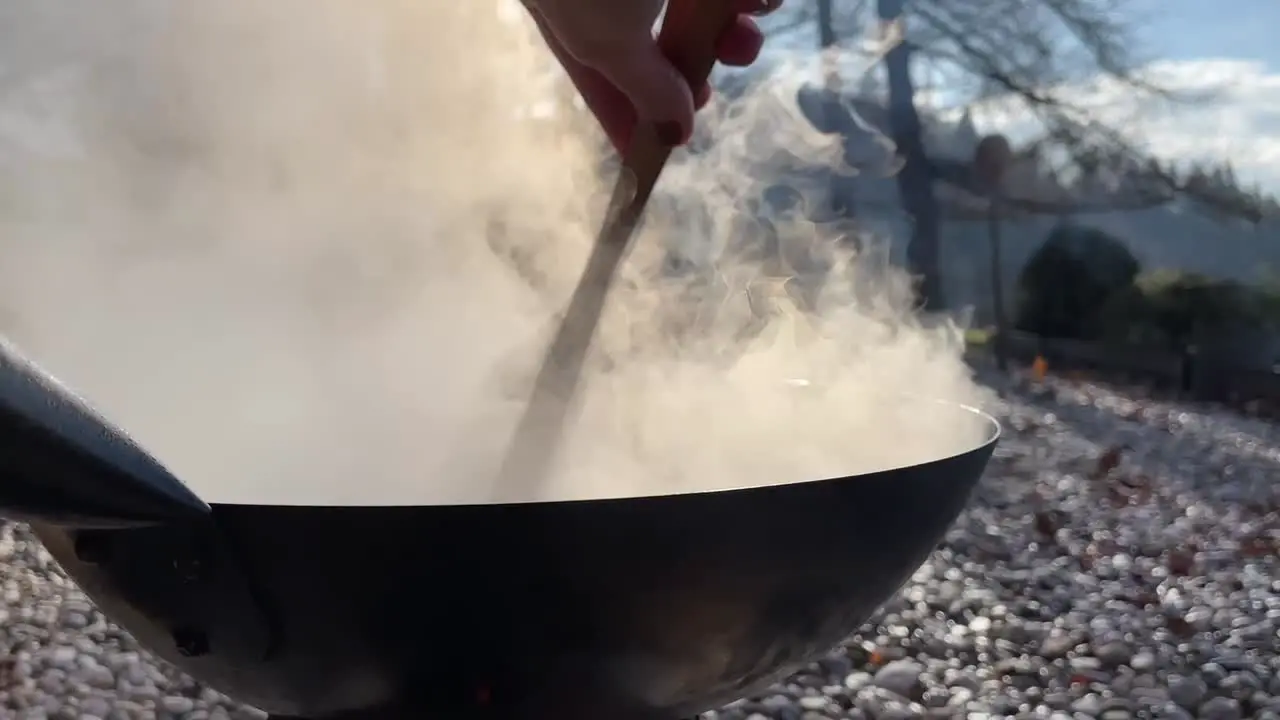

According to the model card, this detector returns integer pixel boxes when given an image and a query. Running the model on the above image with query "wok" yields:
[0,338,998,720]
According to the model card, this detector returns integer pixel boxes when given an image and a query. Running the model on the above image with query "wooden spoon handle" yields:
[616,0,740,230]
[491,0,740,502]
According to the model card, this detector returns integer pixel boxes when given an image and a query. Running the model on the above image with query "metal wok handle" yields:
[0,338,209,528]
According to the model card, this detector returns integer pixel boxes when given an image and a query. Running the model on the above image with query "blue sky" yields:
[946,1,1280,193]
[1134,0,1280,71]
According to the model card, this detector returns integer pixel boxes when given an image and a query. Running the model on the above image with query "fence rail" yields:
[990,330,1280,404]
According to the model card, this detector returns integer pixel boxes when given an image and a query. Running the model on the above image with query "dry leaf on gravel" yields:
[1165,616,1196,638]
[1092,445,1124,480]
[1166,549,1196,576]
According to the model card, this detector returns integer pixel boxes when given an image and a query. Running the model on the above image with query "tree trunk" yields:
[817,0,836,49]
[815,0,856,226]
[878,0,944,310]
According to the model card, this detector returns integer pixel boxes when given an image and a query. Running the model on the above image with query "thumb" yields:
[591,39,696,145]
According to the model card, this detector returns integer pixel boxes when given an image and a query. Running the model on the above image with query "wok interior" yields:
[191,395,997,507]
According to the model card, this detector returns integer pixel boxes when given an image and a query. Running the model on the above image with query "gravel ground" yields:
[1,366,1278,719]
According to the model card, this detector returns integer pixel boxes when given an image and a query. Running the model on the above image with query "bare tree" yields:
[813,0,861,226]
[816,0,837,50]
[777,0,1263,312]
[877,0,944,309]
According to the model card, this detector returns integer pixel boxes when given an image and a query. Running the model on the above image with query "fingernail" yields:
[655,121,686,147]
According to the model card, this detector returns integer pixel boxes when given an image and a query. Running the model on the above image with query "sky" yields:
[1132,0,1280,70]
[967,0,1280,193]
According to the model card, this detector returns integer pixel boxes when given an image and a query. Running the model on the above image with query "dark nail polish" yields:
[655,121,686,147]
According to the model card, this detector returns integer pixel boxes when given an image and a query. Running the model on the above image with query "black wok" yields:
[0,338,998,720]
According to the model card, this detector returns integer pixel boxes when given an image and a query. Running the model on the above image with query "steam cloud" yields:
[0,0,992,505]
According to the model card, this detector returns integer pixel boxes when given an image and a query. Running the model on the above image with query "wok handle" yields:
[0,339,210,528]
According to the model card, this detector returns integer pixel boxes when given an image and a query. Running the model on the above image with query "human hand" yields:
[523,0,783,152]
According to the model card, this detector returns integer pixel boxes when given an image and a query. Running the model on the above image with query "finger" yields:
[567,62,639,151]
[592,39,696,145]
[733,0,784,16]
[529,13,636,152]
[694,82,713,110]
[716,15,765,67]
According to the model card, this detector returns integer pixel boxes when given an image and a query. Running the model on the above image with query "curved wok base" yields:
[27,409,997,720]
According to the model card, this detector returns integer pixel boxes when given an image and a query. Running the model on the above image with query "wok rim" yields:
[205,400,1000,510]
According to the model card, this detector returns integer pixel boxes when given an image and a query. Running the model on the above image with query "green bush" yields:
[1255,271,1280,326]
[1091,269,1277,350]
[1013,224,1141,339]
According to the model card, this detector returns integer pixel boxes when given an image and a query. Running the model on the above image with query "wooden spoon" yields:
[491,0,740,503]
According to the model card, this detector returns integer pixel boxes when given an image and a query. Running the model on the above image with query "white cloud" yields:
[958,58,1280,192]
